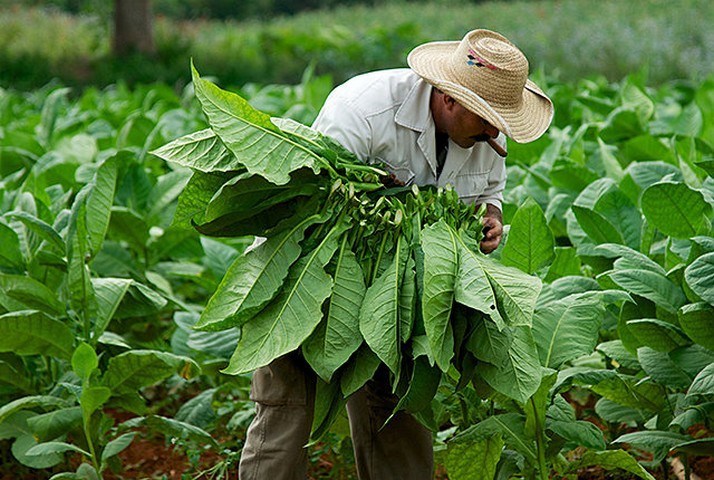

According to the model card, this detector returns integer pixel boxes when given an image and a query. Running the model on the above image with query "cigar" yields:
[487,138,508,158]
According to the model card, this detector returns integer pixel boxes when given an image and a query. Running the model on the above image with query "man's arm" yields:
[480,203,503,254]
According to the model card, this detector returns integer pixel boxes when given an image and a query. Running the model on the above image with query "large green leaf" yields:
[620,161,680,205]
[572,205,625,245]
[486,259,541,327]
[0,310,73,360]
[686,362,714,397]
[532,293,605,369]
[627,319,690,352]
[0,222,24,269]
[86,154,119,255]
[544,247,581,282]
[0,274,64,316]
[399,254,417,343]
[548,419,606,450]
[195,215,321,331]
[641,181,713,239]
[588,372,664,412]
[393,356,441,415]
[479,326,542,403]
[340,345,380,397]
[590,243,666,275]
[92,278,132,339]
[224,224,346,375]
[670,345,714,380]
[303,242,366,381]
[594,398,648,424]
[595,188,642,249]
[150,128,237,172]
[310,377,344,441]
[445,433,503,480]
[26,407,83,443]
[67,185,95,323]
[454,235,503,329]
[191,64,321,185]
[501,197,555,274]
[421,220,458,372]
[574,178,619,209]
[637,347,692,389]
[678,302,714,350]
[5,211,64,253]
[360,236,406,374]
[600,107,644,143]
[685,252,714,307]
[607,269,687,314]
[103,350,199,394]
[172,171,234,229]
[0,396,71,424]
[204,170,320,225]
[453,413,535,462]
[613,430,691,463]
[467,317,512,367]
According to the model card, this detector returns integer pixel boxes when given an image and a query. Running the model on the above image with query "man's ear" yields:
[442,93,457,111]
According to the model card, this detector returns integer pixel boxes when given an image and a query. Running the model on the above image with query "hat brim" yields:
[408,41,553,143]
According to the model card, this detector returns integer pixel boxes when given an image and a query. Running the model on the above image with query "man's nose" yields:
[486,124,499,138]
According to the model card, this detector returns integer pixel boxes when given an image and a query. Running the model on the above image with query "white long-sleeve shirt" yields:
[312,68,507,208]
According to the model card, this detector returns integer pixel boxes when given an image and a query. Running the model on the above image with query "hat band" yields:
[439,80,513,137]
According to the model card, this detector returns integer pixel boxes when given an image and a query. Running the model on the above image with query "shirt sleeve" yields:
[311,92,372,162]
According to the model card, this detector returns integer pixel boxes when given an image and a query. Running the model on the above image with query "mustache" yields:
[472,134,491,143]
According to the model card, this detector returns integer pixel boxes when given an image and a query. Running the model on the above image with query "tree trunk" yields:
[113,0,155,56]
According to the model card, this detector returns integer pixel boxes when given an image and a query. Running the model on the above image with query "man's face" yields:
[444,99,500,148]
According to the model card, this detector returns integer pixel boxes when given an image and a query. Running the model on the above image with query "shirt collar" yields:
[394,77,433,133]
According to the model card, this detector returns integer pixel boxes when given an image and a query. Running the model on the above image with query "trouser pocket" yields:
[249,352,311,406]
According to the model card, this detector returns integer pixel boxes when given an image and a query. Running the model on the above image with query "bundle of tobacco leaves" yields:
[152,65,541,436]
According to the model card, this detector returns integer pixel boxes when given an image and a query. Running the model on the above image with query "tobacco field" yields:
[1,63,713,480]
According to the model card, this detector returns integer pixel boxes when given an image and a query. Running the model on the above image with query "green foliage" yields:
[1,0,713,89]
[0,80,241,477]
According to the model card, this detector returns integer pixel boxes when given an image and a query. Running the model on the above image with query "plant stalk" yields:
[530,397,549,480]
[83,415,102,475]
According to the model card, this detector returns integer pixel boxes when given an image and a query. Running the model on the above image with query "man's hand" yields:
[380,172,405,188]
[480,204,503,254]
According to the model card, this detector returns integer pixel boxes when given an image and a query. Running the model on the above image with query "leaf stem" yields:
[371,230,390,285]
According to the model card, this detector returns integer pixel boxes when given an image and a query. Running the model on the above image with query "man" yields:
[239,28,553,480]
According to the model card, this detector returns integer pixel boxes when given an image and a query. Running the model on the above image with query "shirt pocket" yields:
[452,171,490,202]
[374,156,416,185]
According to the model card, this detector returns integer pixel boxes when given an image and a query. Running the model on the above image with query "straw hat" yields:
[407,29,553,143]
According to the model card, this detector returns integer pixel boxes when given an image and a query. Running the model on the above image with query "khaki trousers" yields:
[238,353,433,480]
